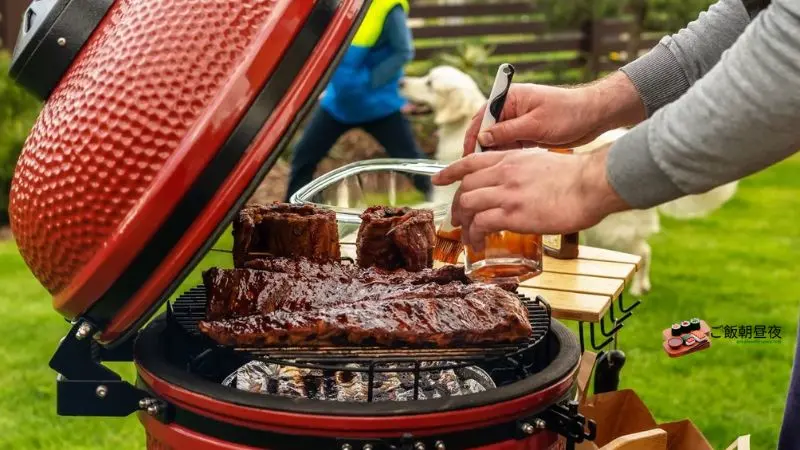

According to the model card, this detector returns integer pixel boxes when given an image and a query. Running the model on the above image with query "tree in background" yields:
[642,0,716,31]
[534,0,715,31]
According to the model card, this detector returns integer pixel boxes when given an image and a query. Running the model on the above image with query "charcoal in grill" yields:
[221,360,496,402]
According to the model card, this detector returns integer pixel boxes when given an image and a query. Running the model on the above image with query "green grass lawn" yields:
[1,156,799,449]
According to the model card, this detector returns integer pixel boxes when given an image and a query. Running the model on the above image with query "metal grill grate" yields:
[169,284,554,402]
[171,285,551,364]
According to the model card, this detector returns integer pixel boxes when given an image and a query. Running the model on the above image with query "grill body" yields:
[9,2,591,448]
[132,313,582,450]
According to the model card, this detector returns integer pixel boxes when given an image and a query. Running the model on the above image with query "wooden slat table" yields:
[521,246,639,323]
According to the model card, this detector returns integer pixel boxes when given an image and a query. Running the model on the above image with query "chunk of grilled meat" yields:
[356,206,435,272]
[204,258,472,321]
[232,203,340,267]
[198,281,531,347]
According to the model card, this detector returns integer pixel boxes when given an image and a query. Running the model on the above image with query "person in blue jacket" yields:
[284,0,432,201]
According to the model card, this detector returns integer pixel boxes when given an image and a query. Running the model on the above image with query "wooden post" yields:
[581,19,601,82]
[0,0,26,52]
[625,0,646,63]
[0,0,5,50]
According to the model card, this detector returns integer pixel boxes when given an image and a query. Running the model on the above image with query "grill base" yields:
[132,309,590,449]
[139,397,569,450]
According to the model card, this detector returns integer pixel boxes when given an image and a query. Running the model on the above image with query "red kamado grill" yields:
[7,0,595,449]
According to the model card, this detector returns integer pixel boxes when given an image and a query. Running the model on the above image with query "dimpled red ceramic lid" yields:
[8,0,367,343]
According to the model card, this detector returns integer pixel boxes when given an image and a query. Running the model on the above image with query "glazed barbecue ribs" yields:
[232,203,340,267]
[198,259,531,347]
[356,206,435,271]
[203,258,471,321]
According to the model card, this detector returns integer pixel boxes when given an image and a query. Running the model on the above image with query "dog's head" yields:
[401,66,486,126]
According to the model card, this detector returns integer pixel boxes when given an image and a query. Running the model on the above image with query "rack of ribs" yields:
[198,259,530,347]
[204,258,472,321]
[232,203,340,267]
[356,206,435,272]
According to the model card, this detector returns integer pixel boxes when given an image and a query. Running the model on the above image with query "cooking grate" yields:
[169,284,553,402]
[172,285,551,362]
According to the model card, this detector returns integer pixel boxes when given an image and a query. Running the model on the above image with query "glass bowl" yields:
[289,158,452,245]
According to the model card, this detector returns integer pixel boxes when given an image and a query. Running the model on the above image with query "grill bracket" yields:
[49,319,157,418]
[533,400,597,448]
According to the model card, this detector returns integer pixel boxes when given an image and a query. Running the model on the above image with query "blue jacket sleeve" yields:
[370,6,414,89]
[327,51,371,97]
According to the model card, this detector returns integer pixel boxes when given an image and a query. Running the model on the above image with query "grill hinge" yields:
[519,399,597,450]
[49,319,168,419]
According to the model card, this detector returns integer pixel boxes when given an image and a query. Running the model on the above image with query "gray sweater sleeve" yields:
[607,0,800,208]
[620,0,751,116]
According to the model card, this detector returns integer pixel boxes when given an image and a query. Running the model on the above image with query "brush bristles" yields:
[433,236,464,264]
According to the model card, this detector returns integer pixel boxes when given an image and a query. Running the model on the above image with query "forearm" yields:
[584,71,647,132]
[579,146,632,218]
[607,0,800,209]
[621,0,751,117]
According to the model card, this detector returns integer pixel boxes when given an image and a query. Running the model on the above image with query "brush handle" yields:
[474,63,515,154]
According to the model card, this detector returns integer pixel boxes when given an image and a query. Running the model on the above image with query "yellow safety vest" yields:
[351,0,410,48]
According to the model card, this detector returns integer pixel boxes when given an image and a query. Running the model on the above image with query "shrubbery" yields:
[535,0,716,31]
[0,51,41,226]
[642,0,717,32]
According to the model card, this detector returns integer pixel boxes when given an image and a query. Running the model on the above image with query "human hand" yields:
[463,72,645,154]
[431,145,630,250]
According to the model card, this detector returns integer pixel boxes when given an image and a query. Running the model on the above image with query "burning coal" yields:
[222,361,497,402]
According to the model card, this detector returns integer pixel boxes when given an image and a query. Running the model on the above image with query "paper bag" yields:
[572,352,749,450]
[576,389,658,448]
[657,420,713,450]
[724,436,751,450]
[573,380,749,449]
[576,351,597,403]
[592,429,667,450]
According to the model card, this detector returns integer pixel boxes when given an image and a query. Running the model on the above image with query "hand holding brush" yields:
[432,63,515,264]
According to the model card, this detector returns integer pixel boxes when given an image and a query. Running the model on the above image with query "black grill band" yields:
[11,0,115,100]
[134,315,581,448]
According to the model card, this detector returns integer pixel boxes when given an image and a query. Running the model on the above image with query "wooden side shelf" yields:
[521,246,639,323]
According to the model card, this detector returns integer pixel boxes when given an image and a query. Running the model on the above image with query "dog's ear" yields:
[433,86,485,126]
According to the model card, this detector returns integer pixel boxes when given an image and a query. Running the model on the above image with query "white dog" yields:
[402,66,485,164]
[402,66,738,296]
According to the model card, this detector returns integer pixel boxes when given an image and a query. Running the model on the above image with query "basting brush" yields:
[432,63,515,265]
[432,211,463,264]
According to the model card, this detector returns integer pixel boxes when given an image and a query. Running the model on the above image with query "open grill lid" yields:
[8,0,369,345]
